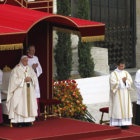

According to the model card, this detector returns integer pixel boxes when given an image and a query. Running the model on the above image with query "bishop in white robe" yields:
[109,60,133,129]
[27,45,42,117]
[134,69,140,125]
[6,56,38,127]
[0,69,3,123]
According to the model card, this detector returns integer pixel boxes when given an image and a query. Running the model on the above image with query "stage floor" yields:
[0,118,140,140]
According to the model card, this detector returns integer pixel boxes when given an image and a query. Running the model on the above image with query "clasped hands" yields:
[122,77,127,83]
[32,63,38,70]
[25,77,31,82]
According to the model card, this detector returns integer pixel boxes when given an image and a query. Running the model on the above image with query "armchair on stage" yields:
[99,107,109,125]
[40,99,62,120]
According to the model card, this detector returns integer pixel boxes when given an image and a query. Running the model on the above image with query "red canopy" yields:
[0,4,105,45]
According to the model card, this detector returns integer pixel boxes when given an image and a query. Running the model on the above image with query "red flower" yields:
[68,83,71,86]
[72,86,75,89]
[84,108,86,111]
[72,80,76,83]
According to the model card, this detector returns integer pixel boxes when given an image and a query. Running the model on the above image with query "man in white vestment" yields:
[6,56,38,127]
[0,69,3,123]
[109,60,133,129]
[134,69,140,125]
[27,45,42,118]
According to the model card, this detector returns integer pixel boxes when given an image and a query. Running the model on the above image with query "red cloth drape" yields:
[0,4,105,44]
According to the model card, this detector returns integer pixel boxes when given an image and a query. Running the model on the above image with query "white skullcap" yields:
[20,55,28,61]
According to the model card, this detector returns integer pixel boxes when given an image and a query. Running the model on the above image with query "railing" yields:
[2,0,53,13]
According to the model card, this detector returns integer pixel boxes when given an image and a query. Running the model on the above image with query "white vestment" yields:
[6,64,38,123]
[0,69,3,103]
[28,56,42,98]
[109,68,133,126]
[134,69,140,105]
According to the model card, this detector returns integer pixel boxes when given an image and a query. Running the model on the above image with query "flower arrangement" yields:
[53,80,87,119]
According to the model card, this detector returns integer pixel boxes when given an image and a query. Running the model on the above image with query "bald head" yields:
[21,55,28,66]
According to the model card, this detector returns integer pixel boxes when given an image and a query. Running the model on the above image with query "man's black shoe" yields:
[28,123,33,127]
[115,126,121,128]
[17,123,23,128]
[35,117,39,121]
[24,122,33,127]
[121,126,130,129]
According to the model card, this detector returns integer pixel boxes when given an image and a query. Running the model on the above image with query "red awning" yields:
[0,4,105,47]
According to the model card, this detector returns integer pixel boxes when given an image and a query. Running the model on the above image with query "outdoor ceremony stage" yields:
[0,118,140,140]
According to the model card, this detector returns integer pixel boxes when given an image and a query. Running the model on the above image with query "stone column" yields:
[91,47,109,74]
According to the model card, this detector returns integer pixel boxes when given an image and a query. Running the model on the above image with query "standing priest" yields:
[27,45,42,118]
[6,56,38,127]
[109,60,133,129]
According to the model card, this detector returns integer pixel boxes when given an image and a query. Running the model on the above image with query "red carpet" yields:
[0,118,140,140]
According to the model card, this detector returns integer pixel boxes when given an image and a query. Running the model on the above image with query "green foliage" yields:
[77,0,90,20]
[54,0,72,81]
[77,0,94,78]
[55,32,72,81]
[57,0,71,15]
[78,40,94,78]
